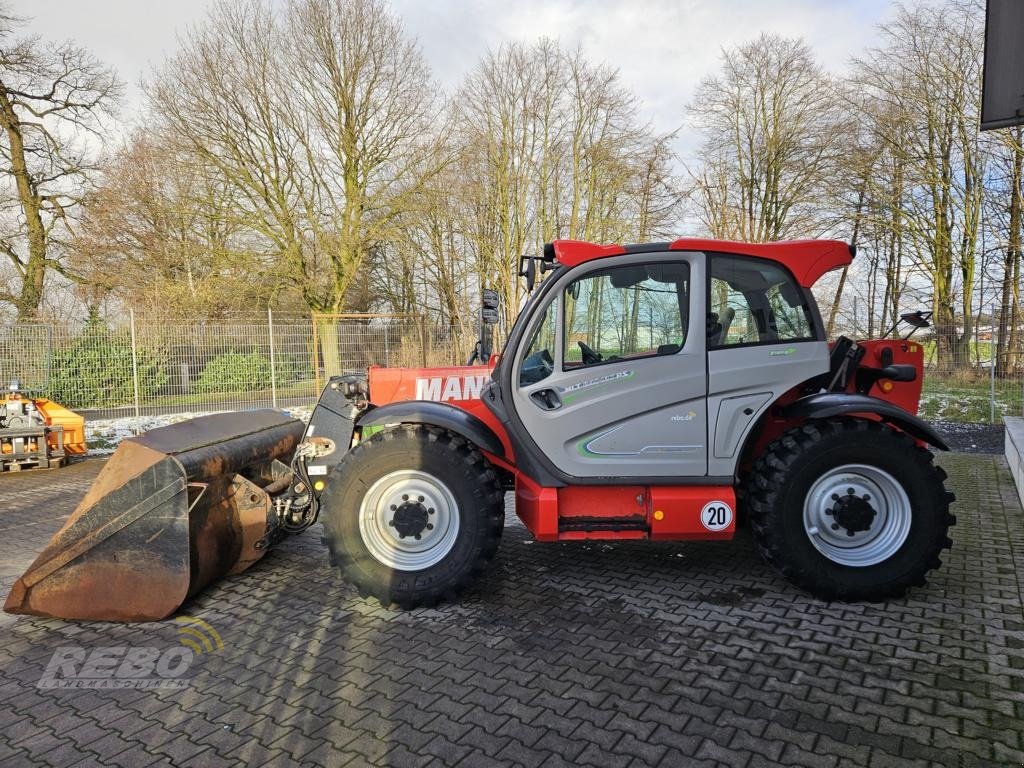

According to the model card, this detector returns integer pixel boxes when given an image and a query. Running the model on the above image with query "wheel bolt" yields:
[847,530,856,537]
[428,508,435,514]
[426,523,434,531]
[824,509,833,516]
[418,495,424,502]
[831,494,840,501]
[414,534,421,540]
[831,523,840,530]
[390,504,397,511]
[846,487,855,495]
[389,520,395,527]
[862,494,870,501]
[402,494,408,501]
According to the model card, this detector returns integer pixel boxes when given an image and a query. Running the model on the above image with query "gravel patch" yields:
[931,420,1005,454]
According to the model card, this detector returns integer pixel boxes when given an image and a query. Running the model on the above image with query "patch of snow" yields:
[282,405,313,423]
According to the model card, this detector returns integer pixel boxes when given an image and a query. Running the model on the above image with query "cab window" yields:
[709,255,815,347]
[519,294,557,386]
[563,262,689,370]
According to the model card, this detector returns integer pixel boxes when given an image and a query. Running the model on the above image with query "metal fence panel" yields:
[2,315,1020,427]
[0,325,52,392]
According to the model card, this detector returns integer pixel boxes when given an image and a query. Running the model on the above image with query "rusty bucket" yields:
[4,410,303,622]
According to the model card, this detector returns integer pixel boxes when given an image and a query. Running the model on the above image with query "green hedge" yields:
[194,351,273,393]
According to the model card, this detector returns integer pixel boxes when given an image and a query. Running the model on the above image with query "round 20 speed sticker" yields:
[701,500,734,532]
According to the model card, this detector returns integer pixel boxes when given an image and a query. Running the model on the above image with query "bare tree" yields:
[851,1,985,370]
[454,41,555,324]
[148,0,440,308]
[453,40,678,326]
[283,0,445,311]
[0,4,121,319]
[147,0,312,311]
[70,133,275,318]
[688,34,846,243]
[989,125,1023,376]
[147,0,441,370]
[826,85,889,337]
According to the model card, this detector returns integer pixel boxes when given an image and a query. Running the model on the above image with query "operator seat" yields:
[718,307,735,343]
[706,312,723,346]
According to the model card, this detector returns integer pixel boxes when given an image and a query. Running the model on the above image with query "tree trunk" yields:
[826,186,865,338]
[997,127,1022,377]
[826,266,848,339]
[0,89,47,319]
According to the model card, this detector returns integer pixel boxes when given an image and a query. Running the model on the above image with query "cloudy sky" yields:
[19,0,894,158]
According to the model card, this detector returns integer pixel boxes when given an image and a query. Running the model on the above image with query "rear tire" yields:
[320,425,504,608]
[747,418,955,601]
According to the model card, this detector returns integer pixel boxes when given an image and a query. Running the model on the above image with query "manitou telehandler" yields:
[5,238,955,621]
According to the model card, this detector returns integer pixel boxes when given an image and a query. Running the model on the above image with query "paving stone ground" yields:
[0,452,1022,767]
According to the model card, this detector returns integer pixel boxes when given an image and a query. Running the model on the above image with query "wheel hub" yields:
[829,491,877,536]
[359,470,459,570]
[390,499,432,539]
[802,464,912,568]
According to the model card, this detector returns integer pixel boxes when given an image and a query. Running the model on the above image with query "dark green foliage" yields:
[48,323,167,409]
[194,351,273,393]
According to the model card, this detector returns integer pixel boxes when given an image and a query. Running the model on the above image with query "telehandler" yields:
[5,238,954,621]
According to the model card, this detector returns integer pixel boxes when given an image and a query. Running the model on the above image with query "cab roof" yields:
[547,238,854,288]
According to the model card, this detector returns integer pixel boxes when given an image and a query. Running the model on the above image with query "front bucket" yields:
[4,410,304,622]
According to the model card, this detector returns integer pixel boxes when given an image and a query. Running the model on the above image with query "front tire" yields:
[747,418,955,601]
[320,425,504,608]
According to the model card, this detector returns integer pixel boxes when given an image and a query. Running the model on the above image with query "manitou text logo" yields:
[37,616,223,690]
[415,374,489,402]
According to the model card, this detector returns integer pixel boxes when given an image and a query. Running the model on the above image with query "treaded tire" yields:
[319,424,504,608]
[746,418,955,601]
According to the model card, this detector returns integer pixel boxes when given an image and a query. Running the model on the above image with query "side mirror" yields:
[900,311,931,329]
[518,256,537,291]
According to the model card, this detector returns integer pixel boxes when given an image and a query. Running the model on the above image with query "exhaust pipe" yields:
[4,410,304,622]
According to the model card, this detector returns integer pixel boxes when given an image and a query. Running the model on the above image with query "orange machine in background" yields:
[1,379,85,472]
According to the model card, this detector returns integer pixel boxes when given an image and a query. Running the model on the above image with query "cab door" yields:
[510,252,708,480]
[705,253,830,476]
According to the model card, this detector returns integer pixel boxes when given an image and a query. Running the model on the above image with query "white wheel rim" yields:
[358,469,460,570]
[802,463,912,568]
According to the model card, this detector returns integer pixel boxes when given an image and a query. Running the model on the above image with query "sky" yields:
[17,0,895,161]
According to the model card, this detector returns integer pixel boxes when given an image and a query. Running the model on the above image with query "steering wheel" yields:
[519,348,554,385]
[538,348,554,377]
[578,340,603,365]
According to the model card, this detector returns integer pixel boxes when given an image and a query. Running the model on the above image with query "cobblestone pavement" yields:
[0,452,1022,767]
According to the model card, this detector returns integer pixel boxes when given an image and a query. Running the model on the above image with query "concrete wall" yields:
[1006,417,1024,510]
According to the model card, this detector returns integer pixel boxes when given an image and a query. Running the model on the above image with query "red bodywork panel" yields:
[855,339,925,413]
[649,486,736,541]
[369,365,492,407]
[367,365,515,461]
[550,237,853,288]
[550,240,628,267]
[669,238,852,288]
[515,474,558,540]
[513,476,735,542]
